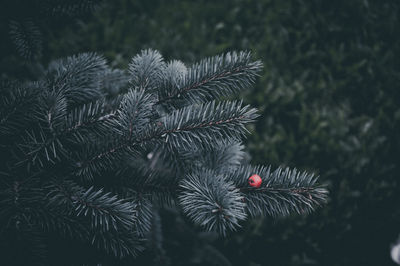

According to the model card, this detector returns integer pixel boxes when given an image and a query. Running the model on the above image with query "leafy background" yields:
[1,0,399,265]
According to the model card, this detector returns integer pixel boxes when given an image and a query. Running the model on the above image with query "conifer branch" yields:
[46,180,136,232]
[157,51,263,104]
[76,100,257,178]
[179,169,247,236]
[228,165,328,217]
[0,49,328,263]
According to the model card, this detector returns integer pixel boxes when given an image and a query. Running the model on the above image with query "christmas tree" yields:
[0,49,328,265]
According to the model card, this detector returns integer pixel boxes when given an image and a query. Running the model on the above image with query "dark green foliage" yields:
[186,140,245,172]
[0,80,37,136]
[0,49,326,265]
[41,0,400,265]
[9,20,42,60]
[147,208,170,265]
[0,0,102,81]
[42,0,102,17]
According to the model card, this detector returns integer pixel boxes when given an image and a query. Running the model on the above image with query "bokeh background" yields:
[1,0,400,265]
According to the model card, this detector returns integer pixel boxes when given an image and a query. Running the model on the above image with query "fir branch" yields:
[14,88,68,167]
[46,52,107,105]
[157,51,263,104]
[74,187,135,231]
[17,126,67,168]
[45,180,143,258]
[179,169,247,236]
[63,99,118,143]
[73,91,160,180]
[0,81,38,136]
[115,89,156,139]
[129,49,166,89]
[228,165,328,217]
[37,89,68,133]
[76,100,256,178]
[15,99,116,169]
[0,49,328,262]
[162,100,258,149]
[157,60,188,108]
[46,181,136,232]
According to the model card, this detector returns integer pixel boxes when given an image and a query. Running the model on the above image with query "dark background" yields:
[1,0,399,265]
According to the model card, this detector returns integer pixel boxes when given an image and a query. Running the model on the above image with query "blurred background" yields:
[1,0,399,265]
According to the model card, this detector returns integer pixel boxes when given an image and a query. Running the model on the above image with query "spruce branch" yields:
[162,60,187,87]
[17,126,67,168]
[158,60,188,108]
[0,49,328,263]
[157,51,263,104]
[0,81,38,136]
[46,180,136,232]
[15,88,68,168]
[178,165,327,235]
[63,99,118,143]
[73,187,136,231]
[37,89,68,133]
[46,52,107,105]
[115,89,156,139]
[45,181,142,258]
[76,99,256,179]
[228,165,328,217]
[179,170,247,236]
[162,100,258,149]
[15,99,117,169]
[73,89,159,180]
[129,49,166,89]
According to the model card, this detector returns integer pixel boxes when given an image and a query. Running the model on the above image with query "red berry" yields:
[248,174,262,188]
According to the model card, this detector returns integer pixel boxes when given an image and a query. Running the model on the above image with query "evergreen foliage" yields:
[52,1,400,264]
[9,20,42,60]
[0,49,327,265]
[0,0,102,81]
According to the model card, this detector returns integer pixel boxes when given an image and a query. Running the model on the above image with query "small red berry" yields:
[248,174,262,188]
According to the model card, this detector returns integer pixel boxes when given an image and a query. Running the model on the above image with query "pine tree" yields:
[0,49,328,265]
